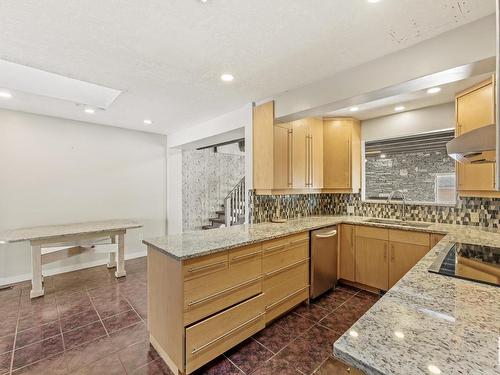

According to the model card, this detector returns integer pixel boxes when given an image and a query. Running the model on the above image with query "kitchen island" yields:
[143,216,500,375]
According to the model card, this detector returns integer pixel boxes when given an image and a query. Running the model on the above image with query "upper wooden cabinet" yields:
[456,77,498,197]
[253,101,275,191]
[273,123,293,189]
[323,118,361,192]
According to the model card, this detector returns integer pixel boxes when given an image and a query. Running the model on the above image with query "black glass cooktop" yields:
[429,242,500,287]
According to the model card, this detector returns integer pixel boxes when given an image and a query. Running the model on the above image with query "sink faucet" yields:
[387,190,407,221]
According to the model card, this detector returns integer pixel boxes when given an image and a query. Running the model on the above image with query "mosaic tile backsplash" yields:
[249,192,500,228]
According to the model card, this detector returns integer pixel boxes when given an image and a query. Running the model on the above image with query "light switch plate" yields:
[470,212,479,223]
[347,205,355,215]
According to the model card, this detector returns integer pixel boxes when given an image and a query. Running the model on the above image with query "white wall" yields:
[361,103,455,142]
[0,109,167,285]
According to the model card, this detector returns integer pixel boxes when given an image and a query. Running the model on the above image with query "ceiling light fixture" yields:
[349,106,359,112]
[427,87,441,94]
[0,90,12,99]
[367,0,381,3]
[380,154,386,158]
[394,106,405,111]
[200,0,208,2]
[84,107,96,114]
[143,119,153,125]
[220,73,234,82]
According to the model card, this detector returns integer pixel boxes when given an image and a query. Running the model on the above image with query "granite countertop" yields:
[0,219,143,243]
[333,227,500,375]
[144,215,500,374]
[142,215,464,260]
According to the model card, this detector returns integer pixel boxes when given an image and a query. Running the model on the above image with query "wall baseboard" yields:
[0,250,147,288]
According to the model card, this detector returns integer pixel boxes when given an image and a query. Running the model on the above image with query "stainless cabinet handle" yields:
[264,258,308,277]
[264,244,286,253]
[187,276,262,307]
[191,312,265,354]
[390,244,395,262]
[231,250,261,262]
[290,238,309,246]
[288,129,293,187]
[384,243,388,261]
[265,286,309,311]
[187,260,226,273]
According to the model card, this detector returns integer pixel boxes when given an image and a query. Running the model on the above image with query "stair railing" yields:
[224,177,245,227]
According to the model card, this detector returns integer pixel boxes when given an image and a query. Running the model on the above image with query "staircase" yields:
[202,177,245,230]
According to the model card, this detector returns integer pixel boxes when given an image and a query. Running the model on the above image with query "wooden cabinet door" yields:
[274,124,292,189]
[355,237,389,290]
[456,80,495,192]
[308,118,324,189]
[253,101,275,191]
[323,119,351,189]
[388,242,429,288]
[339,224,356,282]
[292,120,308,188]
[430,233,445,248]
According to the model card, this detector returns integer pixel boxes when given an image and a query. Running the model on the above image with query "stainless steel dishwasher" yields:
[310,226,338,299]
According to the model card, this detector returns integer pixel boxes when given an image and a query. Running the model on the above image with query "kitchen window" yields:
[364,130,456,204]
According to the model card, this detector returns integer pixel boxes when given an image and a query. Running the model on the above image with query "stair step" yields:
[215,210,225,215]
[210,218,225,224]
[202,225,222,230]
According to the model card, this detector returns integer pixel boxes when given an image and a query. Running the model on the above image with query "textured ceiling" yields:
[0,0,495,134]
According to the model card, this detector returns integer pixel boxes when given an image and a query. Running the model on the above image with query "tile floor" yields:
[0,258,379,375]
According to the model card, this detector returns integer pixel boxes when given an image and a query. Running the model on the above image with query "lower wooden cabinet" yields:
[388,241,429,288]
[355,235,389,291]
[339,224,356,282]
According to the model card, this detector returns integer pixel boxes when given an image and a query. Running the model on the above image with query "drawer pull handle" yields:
[264,244,286,253]
[187,276,262,307]
[265,286,309,311]
[264,258,309,278]
[191,312,265,355]
[290,238,308,246]
[231,250,261,262]
[187,260,226,273]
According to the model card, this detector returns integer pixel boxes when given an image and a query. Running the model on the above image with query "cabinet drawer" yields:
[265,286,309,323]
[264,268,308,309]
[263,259,309,292]
[356,226,388,240]
[389,229,429,246]
[184,249,262,325]
[183,251,228,280]
[263,238,309,274]
[186,294,265,374]
[262,233,309,252]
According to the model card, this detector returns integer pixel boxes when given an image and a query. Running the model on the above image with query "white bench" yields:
[0,220,142,298]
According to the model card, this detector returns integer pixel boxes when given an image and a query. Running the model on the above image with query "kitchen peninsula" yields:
[143,216,500,375]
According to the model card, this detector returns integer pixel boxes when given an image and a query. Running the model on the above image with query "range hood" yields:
[447,124,496,163]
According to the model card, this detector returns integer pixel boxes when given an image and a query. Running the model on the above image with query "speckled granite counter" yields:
[144,216,500,375]
[142,215,458,260]
[333,226,500,375]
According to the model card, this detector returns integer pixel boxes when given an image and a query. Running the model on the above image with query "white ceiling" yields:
[0,0,495,135]
[326,73,493,120]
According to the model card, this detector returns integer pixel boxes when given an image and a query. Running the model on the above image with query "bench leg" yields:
[115,233,126,278]
[30,244,44,298]
[107,236,117,269]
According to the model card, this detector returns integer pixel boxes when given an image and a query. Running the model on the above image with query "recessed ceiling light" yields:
[367,0,381,3]
[380,154,386,158]
[143,119,153,125]
[428,365,441,374]
[84,107,96,114]
[394,106,405,111]
[427,87,441,94]
[220,73,234,82]
[200,0,208,2]
[349,106,359,112]
[0,90,12,99]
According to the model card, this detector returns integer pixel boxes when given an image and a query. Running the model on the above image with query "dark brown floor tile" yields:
[102,309,141,333]
[11,352,67,375]
[274,312,315,336]
[252,357,300,375]
[56,295,93,319]
[312,290,354,312]
[16,321,61,348]
[60,309,99,332]
[0,317,18,338]
[252,322,295,354]
[0,351,11,375]
[64,335,116,372]
[334,283,360,295]
[192,356,241,375]
[73,353,126,375]
[276,324,340,375]
[12,335,64,370]
[318,302,366,335]
[132,359,174,375]
[293,303,330,322]
[93,296,132,319]
[313,357,350,375]
[226,339,272,374]
[117,339,159,373]
[0,335,14,355]
[63,321,107,350]
[86,285,120,299]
